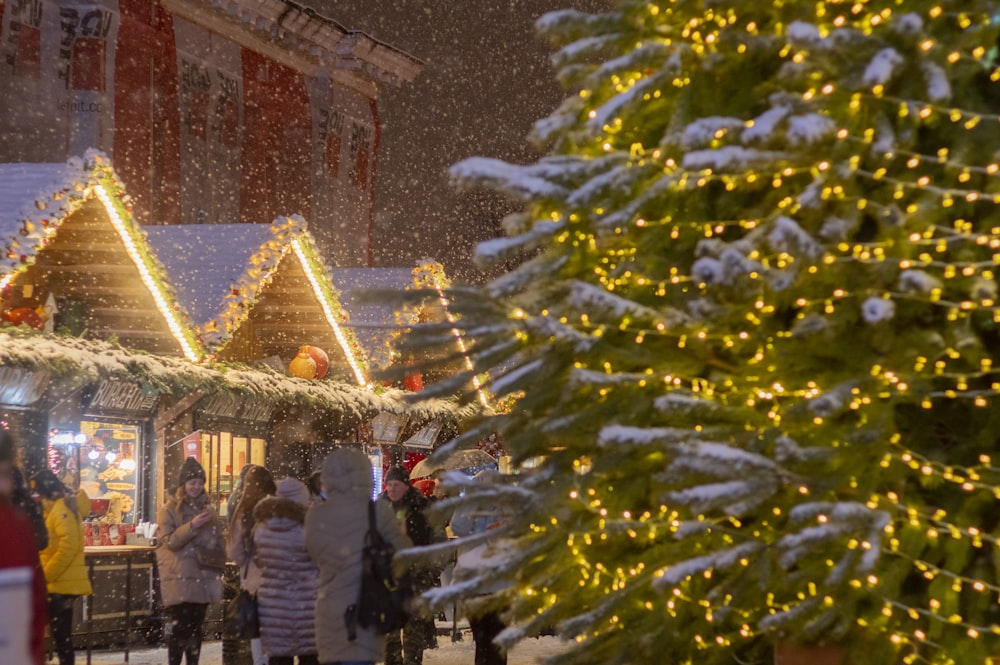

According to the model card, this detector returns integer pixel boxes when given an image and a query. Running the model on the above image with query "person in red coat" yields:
[0,430,47,665]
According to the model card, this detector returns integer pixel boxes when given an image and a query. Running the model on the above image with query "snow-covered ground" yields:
[78,627,571,665]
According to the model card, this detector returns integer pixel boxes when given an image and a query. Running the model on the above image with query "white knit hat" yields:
[275,477,310,506]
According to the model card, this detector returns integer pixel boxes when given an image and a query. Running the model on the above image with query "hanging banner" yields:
[168,429,202,462]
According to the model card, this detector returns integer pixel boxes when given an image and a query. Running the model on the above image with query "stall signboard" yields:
[403,420,441,450]
[197,393,276,426]
[0,367,50,406]
[371,412,408,445]
[86,380,158,416]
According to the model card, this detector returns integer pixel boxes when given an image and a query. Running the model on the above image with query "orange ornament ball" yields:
[303,345,329,379]
[289,348,317,379]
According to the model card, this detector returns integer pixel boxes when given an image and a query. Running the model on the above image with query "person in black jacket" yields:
[11,466,47,550]
[380,465,441,665]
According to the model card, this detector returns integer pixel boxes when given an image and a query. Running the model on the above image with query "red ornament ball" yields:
[303,345,329,379]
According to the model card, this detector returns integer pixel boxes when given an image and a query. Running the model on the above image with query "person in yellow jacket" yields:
[33,469,93,665]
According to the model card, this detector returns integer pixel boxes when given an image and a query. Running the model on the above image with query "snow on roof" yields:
[144,216,369,384]
[0,157,93,277]
[0,151,204,361]
[330,266,418,368]
[143,223,275,329]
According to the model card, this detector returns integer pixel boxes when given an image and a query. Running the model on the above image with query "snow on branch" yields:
[653,541,763,589]
[450,157,568,200]
[768,215,823,260]
[680,116,747,150]
[474,217,567,264]
[863,48,904,87]
[597,424,692,448]
[682,145,790,172]
[668,441,780,476]
[667,478,779,515]
[780,502,889,573]
[568,280,682,327]
[489,358,544,397]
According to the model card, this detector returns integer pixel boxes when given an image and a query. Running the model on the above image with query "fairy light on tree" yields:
[415,2,1000,664]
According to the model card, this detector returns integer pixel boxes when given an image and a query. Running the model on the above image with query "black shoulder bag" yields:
[346,500,411,640]
[224,534,260,639]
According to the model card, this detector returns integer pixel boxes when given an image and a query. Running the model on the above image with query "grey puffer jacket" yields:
[155,489,224,607]
[253,495,317,658]
[305,448,411,664]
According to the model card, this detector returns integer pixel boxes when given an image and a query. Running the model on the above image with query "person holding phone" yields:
[157,457,225,665]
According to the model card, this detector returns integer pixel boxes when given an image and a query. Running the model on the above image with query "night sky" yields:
[306,1,610,284]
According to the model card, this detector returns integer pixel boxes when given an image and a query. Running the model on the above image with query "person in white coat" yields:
[305,448,411,665]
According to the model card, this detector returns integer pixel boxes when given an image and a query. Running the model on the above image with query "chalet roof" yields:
[330,261,488,406]
[142,223,272,329]
[161,0,423,96]
[144,217,369,385]
[0,151,204,361]
[330,266,413,368]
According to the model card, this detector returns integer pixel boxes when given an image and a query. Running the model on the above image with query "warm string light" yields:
[425,275,490,409]
[290,237,369,387]
[93,183,203,363]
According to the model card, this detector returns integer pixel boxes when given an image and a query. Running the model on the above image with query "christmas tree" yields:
[415,2,1000,663]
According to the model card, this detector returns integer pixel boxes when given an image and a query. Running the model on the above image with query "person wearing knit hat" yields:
[34,464,92,665]
[380,463,443,665]
[157,455,224,665]
[0,430,48,665]
[384,465,410,486]
[275,476,311,506]
[252,477,318,664]
[178,456,207,487]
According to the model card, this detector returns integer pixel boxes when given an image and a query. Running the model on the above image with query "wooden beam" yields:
[153,389,207,432]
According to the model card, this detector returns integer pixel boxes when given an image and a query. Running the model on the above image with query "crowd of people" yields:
[0,429,508,665]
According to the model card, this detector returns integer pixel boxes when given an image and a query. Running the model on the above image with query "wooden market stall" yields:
[144,216,373,510]
[0,153,206,650]
[0,155,465,650]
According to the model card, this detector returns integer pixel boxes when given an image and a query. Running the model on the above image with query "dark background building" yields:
[310,1,609,283]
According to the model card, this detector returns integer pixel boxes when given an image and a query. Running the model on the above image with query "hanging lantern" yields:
[303,345,329,379]
[289,348,317,379]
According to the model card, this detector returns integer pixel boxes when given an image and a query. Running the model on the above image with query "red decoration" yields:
[3,307,44,329]
[303,345,329,379]
[403,371,424,392]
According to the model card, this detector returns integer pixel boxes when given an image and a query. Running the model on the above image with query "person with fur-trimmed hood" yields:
[156,457,225,665]
[252,476,319,665]
[305,448,411,665]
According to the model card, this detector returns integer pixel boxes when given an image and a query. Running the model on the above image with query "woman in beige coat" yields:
[156,457,225,665]
[305,448,411,665]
